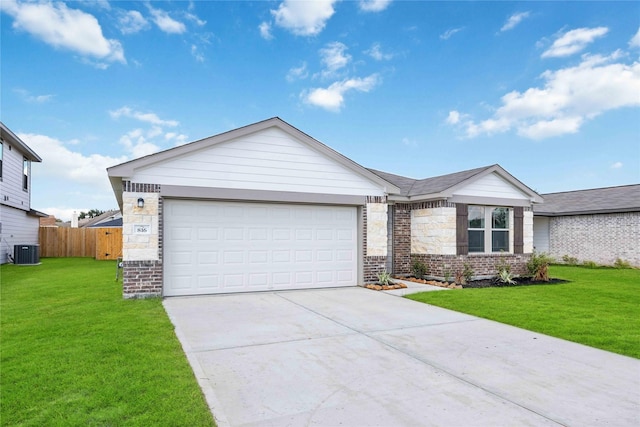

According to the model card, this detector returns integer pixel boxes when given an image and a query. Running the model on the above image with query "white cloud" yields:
[319,42,351,76]
[14,88,54,103]
[500,12,530,32]
[191,44,204,62]
[148,5,186,34]
[359,0,392,13]
[183,11,205,27]
[259,21,273,40]
[118,128,161,158]
[542,27,608,58]
[18,133,127,213]
[365,42,393,60]
[1,0,125,65]
[303,74,381,112]
[271,0,336,36]
[118,10,149,35]
[448,51,640,140]
[630,27,640,48]
[440,27,463,40]
[611,161,623,169]
[109,106,179,127]
[446,111,461,124]
[286,62,308,82]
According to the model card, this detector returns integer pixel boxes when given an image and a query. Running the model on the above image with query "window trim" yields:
[467,205,511,254]
[23,157,29,191]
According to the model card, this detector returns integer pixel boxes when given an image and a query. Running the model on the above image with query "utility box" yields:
[14,245,40,265]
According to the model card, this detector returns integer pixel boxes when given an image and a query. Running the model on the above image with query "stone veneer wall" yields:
[412,253,531,279]
[411,205,456,255]
[121,181,163,298]
[549,212,639,267]
[523,210,534,253]
[363,197,389,282]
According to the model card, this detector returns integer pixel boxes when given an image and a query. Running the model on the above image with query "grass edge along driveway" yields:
[407,265,640,359]
[1,258,214,426]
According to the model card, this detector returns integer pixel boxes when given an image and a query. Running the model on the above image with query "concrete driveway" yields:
[163,287,640,427]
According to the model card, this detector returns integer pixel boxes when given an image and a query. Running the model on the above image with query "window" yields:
[23,157,29,191]
[468,206,510,253]
[0,141,3,178]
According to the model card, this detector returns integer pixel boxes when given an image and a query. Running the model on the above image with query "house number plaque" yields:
[134,224,151,234]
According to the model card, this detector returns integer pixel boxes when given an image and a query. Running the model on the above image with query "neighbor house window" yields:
[0,142,3,179]
[468,206,510,253]
[23,157,29,191]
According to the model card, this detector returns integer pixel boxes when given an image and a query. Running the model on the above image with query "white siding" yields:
[132,128,385,196]
[1,140,31,211]
[0,205,39,264]
[533,216,550,253]
[453,172,529,201]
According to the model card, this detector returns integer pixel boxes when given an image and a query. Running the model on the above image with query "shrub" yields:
[462,263,475,283]
[411,258,428,278]
[582,260,598,269]
[527,251,553,281]
[497,268,516,284]
[495,257,515,284]
[613,258,632,269]
[377,270,392,285]
[562,254,579,265]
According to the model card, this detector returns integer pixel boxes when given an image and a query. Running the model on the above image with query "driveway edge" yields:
[163,300,230,427]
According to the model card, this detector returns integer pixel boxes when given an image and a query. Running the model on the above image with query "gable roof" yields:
[369,164,543,203]
[534,184,640,216]
[108,117,401,207]
[0,122,42,162]
[87,218,122,228]
[79,210,121,228]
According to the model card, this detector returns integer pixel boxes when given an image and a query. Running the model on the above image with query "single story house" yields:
[81,210,123,228]
[533,185,640,267]
[0,122,45,264]
[108,117,543,298]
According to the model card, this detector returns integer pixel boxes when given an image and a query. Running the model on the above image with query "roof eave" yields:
[0,122,42,162]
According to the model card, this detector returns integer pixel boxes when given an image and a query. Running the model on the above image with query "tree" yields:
[78,209,105,219]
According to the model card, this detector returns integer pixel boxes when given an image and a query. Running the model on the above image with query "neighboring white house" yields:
[0,122,45,264]
[533,185,640,267]
[107,118,543,298]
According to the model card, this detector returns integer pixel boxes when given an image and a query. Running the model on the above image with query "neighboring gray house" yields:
[533,185,640,267]
[81,210,123,228]
[0,122,45,264]
[107,118,543,298]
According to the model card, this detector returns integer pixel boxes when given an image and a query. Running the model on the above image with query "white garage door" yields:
[163,199,358,296]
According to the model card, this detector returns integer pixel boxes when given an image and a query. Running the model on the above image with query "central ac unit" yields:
[14,245,40,265]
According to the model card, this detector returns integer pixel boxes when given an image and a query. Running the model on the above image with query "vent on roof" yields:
[14,245,40,265]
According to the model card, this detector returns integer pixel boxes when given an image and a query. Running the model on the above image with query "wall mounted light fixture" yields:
[137,197,144,208]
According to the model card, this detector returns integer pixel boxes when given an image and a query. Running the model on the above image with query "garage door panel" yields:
[164,200,358,296]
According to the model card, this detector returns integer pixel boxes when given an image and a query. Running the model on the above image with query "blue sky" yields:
[2,0,639,220]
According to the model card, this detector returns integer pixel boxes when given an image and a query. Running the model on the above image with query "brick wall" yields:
[363,256,388,283]
[122,260,163,298]
[411,253,531,279]
[550,212,640,267]
[392,204,411,275]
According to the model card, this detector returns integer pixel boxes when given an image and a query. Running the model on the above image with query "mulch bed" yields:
[461,277,569,288]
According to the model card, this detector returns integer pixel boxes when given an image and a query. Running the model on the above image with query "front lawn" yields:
[407,265,640,359]
[1,258,214,426]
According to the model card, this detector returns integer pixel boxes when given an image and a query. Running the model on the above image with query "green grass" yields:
[1,258,214,426]
[407,265,640,359]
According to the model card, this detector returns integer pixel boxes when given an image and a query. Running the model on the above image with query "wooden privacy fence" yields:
[39,227,122,260]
